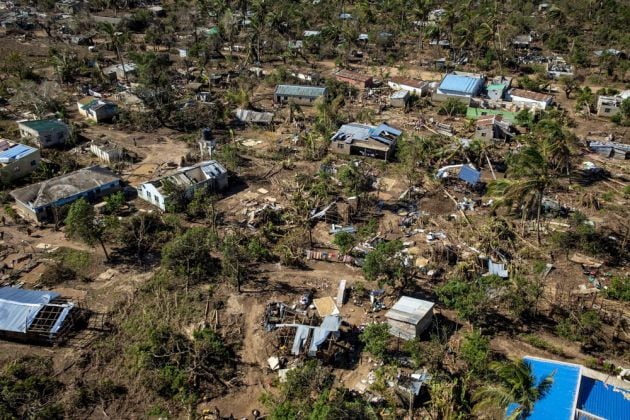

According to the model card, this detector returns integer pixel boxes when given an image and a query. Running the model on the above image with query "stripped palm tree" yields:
[488,141,556,244]
[474,359,554,419]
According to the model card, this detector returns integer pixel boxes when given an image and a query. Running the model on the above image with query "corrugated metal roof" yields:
[18,119,67,133]
[275,84,327,98]
[508,357,581,420]
[0,143,37,162]
[438,74,483,96]
[577,376,630,419]
[458,164,481,185]
[386,296,434,324]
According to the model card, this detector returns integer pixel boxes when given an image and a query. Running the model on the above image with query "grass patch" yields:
[520,334,565,356]
[52,247,92,275]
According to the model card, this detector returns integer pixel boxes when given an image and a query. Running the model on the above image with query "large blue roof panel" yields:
[438,74,483,96]
[507,357,581,420]
[577,376,630,420]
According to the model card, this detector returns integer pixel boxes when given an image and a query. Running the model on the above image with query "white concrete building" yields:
[507,88,554,110]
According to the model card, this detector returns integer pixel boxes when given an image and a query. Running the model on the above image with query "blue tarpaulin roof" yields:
[508,357,581,420]
[438,74,483,96]
[577,376,630,420]
[458,164,481,185]
[0,287,60,333]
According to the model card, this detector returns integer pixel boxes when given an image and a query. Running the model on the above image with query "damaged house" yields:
[330,123,401,161]
[474,115,515,141]
[334,69,374,89]
[10,166,122,222]
[507,88,553,110]
[77,97,118,123]
[137,160,228,211]
[0,286,82,344]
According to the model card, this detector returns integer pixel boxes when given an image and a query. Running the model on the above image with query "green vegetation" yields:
[0,356,64,419]
[362,240,405,285]
[332,231,356,255]
[360,323,391,361]
[473,359,554,419]
[64,198,110,260]
[436,275,504,324]
[520,334,565,356]
[261,361,377,419]
[161,227,219,289]
[604,276,630,301]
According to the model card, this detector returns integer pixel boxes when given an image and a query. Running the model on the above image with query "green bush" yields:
[604,276,630,301]
[520,334,565,356]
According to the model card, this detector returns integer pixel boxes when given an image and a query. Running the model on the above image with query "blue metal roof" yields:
[577,376,630,420]
[0,143,37,162]
[0,287,60,333]
[507,357,581,420]
[458,164,481,185]
[438,74,483,96]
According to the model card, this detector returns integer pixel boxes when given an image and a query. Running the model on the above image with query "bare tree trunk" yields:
[98,237,110,261]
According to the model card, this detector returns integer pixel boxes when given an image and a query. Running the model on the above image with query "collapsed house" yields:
[436,164,481,186]
[264,302,352,362]
[388,77,429,96]
[0,286,82,344]
[334,69,374,89]
[330,122,401,161]
[474,115,515,141]
[10,166,123,222]
[596,92,629,117]
[507,88,553,110]
[234,108,275,125]
[385,296,435,340]
[89,139,126,163]
[137,160,228,211]
[588,141,630,160]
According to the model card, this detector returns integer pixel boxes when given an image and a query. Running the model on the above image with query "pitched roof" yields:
[275,84,327,98]
[510,88,553,102]
[18,119,68,133]
[10,166,121,208]
[335,69,372,82]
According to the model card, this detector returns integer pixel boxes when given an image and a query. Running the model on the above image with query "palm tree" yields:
[488,142,556,244]
[474,359,554,419]
[99,22,129,84]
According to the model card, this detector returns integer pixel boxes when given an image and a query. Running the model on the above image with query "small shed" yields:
[390,90,410,108]
[385,296,434,340]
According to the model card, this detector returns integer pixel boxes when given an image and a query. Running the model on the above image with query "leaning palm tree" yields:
[488,141,556,244]
[474,359,554,419]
